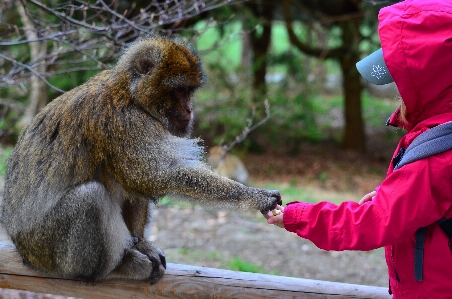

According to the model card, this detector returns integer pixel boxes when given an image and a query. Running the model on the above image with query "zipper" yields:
[394,267,401,282]
[390,245,401,282]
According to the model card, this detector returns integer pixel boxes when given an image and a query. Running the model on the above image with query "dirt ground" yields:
[0,141,396,298]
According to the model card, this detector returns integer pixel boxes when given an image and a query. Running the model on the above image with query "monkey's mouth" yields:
[179,118,193,131]
[180,116,192,125]
[166,116,193,137]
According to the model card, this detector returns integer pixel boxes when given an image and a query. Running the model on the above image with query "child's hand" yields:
[359,191,377,205]
[264,205,285,228]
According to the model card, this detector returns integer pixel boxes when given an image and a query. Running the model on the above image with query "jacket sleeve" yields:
[283,154,452,251]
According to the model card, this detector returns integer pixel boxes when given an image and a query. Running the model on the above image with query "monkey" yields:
[207,146,249,185]
[1,36,281,284]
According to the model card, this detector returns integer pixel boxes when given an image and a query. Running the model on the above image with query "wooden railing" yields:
[0,242,391,299]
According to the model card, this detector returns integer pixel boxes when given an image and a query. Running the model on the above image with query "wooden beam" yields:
[0,242,391,299]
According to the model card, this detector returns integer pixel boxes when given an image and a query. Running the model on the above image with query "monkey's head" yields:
[116,36,205,137]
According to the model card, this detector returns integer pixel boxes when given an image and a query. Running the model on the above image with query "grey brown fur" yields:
[1,36,281,284]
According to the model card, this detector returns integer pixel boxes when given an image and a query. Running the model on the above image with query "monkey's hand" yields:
[254,189,281,215]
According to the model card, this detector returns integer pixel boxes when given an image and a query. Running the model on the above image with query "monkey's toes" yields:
[134,240,166,284]
[159,249,167,269]
[149,251,166,284]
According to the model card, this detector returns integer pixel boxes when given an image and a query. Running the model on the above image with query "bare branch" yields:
[0,53,65,93]
[26,0,107,32]
[223,100,271,153]
[0,31,79,46]
[0,98,24,112]
[283,0,346,59]
[0,0,241,95]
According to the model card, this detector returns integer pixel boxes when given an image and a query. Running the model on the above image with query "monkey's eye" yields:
[138,58,154,76]
[175,87,188,97]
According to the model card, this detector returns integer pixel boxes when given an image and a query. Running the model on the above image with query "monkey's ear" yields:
[137,58,155,76]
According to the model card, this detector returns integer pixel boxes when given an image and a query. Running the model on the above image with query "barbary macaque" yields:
[1,36,281,284]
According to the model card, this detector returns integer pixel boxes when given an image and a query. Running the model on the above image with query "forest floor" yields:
[0,138,399,298]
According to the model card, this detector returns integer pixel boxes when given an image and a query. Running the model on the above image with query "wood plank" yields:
[0,242,391,299]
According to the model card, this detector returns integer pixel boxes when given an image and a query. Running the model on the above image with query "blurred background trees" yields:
[0,0,401,152]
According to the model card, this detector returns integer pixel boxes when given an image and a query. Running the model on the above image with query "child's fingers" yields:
[276,205,284,213]
[264,205,285,228]
[263,210,273,219]
[263,205,284,219]
[267,214,284,228]
[359,191,377,204]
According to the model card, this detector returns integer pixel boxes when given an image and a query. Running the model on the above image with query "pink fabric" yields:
[284,1,452,298]
[383,0,452,130]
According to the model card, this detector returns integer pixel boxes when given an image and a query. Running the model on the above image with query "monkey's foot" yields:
[110,239,166,283]
[134,239,167,284]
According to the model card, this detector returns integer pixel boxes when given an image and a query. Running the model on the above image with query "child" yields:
[265,0,452,298]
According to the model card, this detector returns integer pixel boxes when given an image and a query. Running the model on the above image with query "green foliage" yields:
[362,92,399,127]
[0,147,12,177]
[194,19,398,154]
[196,21,243,70]
[1,12,396,153]
[192,17,402,154]
[194,64,255,145]
[269,91,323,153]
[174,247,222,263]
[194,60,334,154]
[228,257,270,274]
[172,247,277,275]
[194,21,324,151]
[178,247,189,255]
[158,196,196,209]
[48,69,100,95]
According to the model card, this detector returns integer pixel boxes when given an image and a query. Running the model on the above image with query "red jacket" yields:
[283,1,452,298]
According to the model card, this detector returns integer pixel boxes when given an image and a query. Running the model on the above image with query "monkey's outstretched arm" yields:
[101,108,280,212]
[160,167,281,212]
[107,139,279,212]
[114,155,280,212]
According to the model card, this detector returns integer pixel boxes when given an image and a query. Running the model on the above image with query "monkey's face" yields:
[163,86,194,137]
[119,37,204,137]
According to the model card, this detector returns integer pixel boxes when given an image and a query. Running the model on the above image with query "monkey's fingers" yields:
[269,190,282,206]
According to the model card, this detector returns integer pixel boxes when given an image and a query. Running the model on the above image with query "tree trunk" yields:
[17,3,48,129]
[282,0,366,151]
[247,2,273,100]
[240,25,252,84]
[241,30,252,70]
[340,19,365,151]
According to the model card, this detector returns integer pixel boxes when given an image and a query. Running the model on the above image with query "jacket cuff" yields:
[283,202,312,233]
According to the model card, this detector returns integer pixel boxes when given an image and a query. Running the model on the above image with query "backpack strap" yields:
[394,121,452,170]
[412,219,452,281]
[392,122,452,281]
[414,227,427,281]
[438,217,452,250]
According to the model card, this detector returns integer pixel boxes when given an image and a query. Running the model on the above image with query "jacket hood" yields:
[380,0,452,131]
